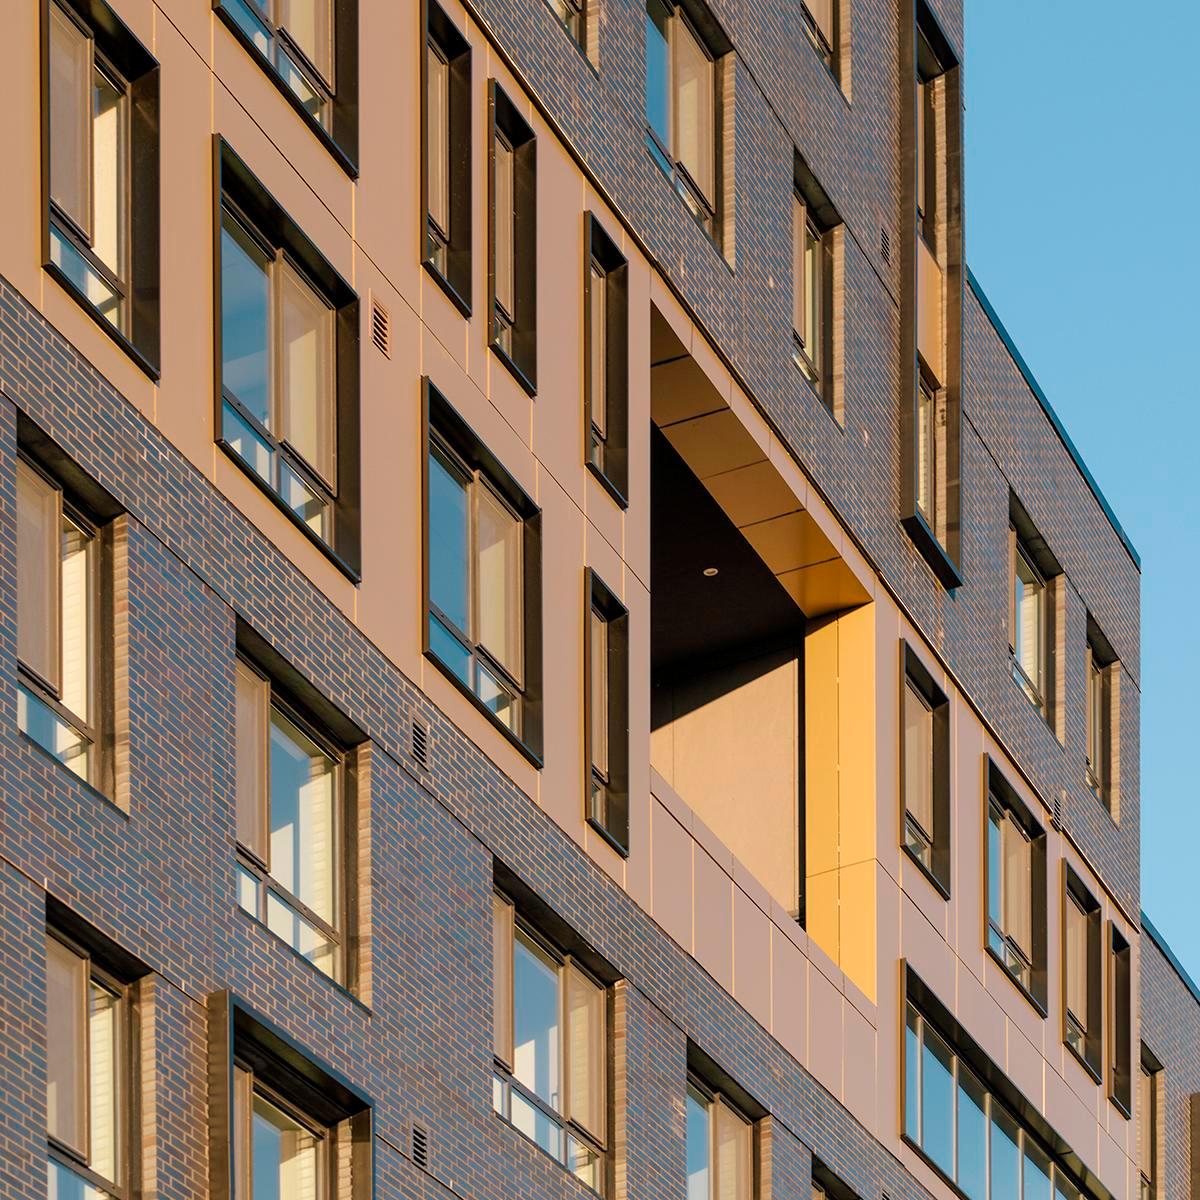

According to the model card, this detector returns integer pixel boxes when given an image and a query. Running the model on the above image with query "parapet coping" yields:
[1142,910,1200,1009]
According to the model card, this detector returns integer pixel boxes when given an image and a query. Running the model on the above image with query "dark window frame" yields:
[899,641,949,897]
[421,379,544,764]
[584,569,629,855]
[1009,494,1061,730]
[583,213,629,505]
[1061,866,1102,1083]
[1108,922,1132,1118]
[1139,1045,1160,1200]
[792,151,840,413]
[1086,617,1117,813]
[212,0,359,176]
[212,137,362,581]
[984,758,1048,1015]
[799,0,837,77]
[488,82,538,395]
[39,0,160,377]
[422,0,471,315]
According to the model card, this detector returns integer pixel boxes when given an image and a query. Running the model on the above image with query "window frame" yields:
[1108,923,1132,1118]
[1086,620,1117,813]
[39,0,160,376]
[213,138,362,580]
[1138,1048,1159,1200]
[683,1053,760,1200]
[212,0,359,175]
[584,569,629,855]
[798,0,836,74]
[1061,867,1103,1082]
[792,152,841,415]
[899,642,949,896]
[422,380,544,763]
[1010,530,1047,712]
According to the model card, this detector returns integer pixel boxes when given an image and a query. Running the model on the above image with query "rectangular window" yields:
[584,214,629,502]
[799,0,835,70]
[423,5,470,311]
[1086,623,1117,811]
[1011,534,1045,709]
[901,644,949,893]
[489,84,537,392]
[17,456,116,794]
[235,654,361,986]
[492,891,608,1192]
[644,0,724,238]
[425,383,543,758]
[1063,870,1101,1077]
[1109,925,1132,1115]
[792,154,840,412]
[209,991,372,1200]
[544,0,584,48]
[586,571,629,853]
[43,0,160,369]
[916,375,935,526]
[686,1076,754,1200]
[1139,1052,1158,1200]
[46,929,134,1200]
[214,0,358,169]
[216,141,361,574]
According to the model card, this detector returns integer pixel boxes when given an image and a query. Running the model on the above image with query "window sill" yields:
[423,258,472,319]
[1108,1088,1132,1122]
[491,1108,603,1195]
[901,509,962,589]
[901,841,949,900]
[489,338,538,398]
[984,944,1047,1019]
[1008,657,1055,734]
[17,729,125,817]
[1063,1036,1103,1087]
[44,261,160,381]
[645,141,732,273]
[423,646,543,769]
[585,460,628,510]
[217,438,362,583]
[586,815,629,859]
[213,2,358,179]
[901,1132,970,1200]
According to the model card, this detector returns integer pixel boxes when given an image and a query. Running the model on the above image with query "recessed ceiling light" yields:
[702,567,719,577]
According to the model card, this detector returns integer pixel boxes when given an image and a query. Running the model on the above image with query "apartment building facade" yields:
[0,0,1187,1198]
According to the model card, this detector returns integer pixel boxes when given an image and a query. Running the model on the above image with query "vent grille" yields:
[411,717,430,771]
[880,225,891,265]
[412,1124,429,1170]
[1052,793,1064,830]
[371,297,391,358]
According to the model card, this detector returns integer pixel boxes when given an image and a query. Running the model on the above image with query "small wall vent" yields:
[371,297,391,358]
[411,717,430,772]
[880,225,892,266]
[412,1123,430,1170]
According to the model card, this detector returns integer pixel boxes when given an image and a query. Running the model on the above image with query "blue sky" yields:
[963,1,1200,974]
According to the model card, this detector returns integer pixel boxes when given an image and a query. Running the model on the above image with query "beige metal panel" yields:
[650,795,694,951]
[661,409,768,480]
[732,888,771,1028]
[705,461,801,528]
[623,578,653,911]
[623,250,654,589]
[770,926,808,1065]
[649,356,728,427]
[843,1001,877,1134]
[741,510,834,576]
[806,963,844,1098]
[694,847,733,990]
[917,234,944,384]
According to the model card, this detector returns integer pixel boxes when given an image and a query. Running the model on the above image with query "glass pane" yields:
[987,804,1003,932]
[476,484,523,683]
[1025,1142,1053,1200]
[513,929,560,1110]
[429,614,472,687]
[917,380,934,523]
[223,402,274,485]
[225,0,272,56]
[644,0,671,149]
[1056,1175,1081,1200]
[477,659,519,731]
[269,709,337,924]
[715,1100,751,1200]
[904,1004,920,1141]
[1139,1065,1154,1179]
[804,221,819,366]
[91,68,124,278]
[686,1085,710,1200]
[510,1087,562,1159]
[49,3,91,234]
[494,136,515,318]
[19,685,90,779]
[252,1091,321,1200]
[792,195,805,338]
[1014,548,1043,693]
[276,48,327,126]
[990,1106,1020,1200]
[956,1065,987,1200]
[60,517,93,724]
[89,980,120,1183]
[267,890,337,978]
[221,213,272,424]
[47,1158,115,1200]
[493,894,514,1063]
[235,661,269,859]
[567,1133,600,1191]
[428,448,470,634]
[427,43,450,238]
[280,261,336,487]
[590,607,608,778]
[1066,895,1088,1029]
[1003,814,1032,959]
[17,461,61,689]
[49,225,122,326]
[280,460,330,540]
[238,864,260,916]
[903,678,933,842]
[920,1022,955,1177]
[589,263,607,437]
[674,17,713,204]
[492,1073,506,1116]
[279,0,333,81]
[46,936,86,1153]
[565,961,605,1139]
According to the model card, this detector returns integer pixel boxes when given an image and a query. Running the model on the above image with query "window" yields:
[985,764,1046,1010]
[235,650,365,987]
[46,930,135,1200]
[544,0,584,49]
[584,214,630,502]
[686,1076,753,1200]
[645,0,727,238]
[42,0,159,370]
[916,374,935,525]
[424,382,543,759]
[916,30,938,247]
[17,453,117,794]
[214,0,358,170]
[585,571,629,853]
[1086,622,1117,811]
[799,0,835,71]
[791,154,840,411]
[1138,1051,1158,1200]
[208,991,373,1200]
[492,892,608,1191]
[216,141,361,575]
[1008,501,1060,726]
[901,645,949,893]
[1063,870,1101,1078]
[904,996,1088,1200]
[423,2,470,312]
[489,84,537,393]
[1108,925,1131,1115]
